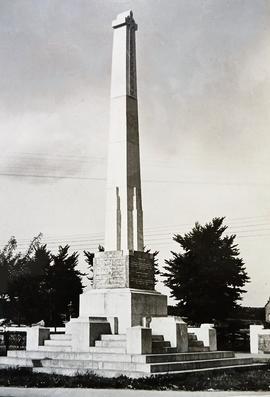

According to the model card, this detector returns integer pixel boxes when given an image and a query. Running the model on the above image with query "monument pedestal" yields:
[79,249,167,334]
[79,287,167,334]
[93,250,155,290]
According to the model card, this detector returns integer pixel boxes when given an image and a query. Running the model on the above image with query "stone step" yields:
[95,340,126,348]
[7,350,71,359]
[188,346,209,352]
[40,359,97,370]
[89,317,109,322]
[152,340,171,354]
[164,347,177,353]
[37,345,72,352]
[152,341,170,348]
[49,329,65,334]
[189,340,204,348]
[33,366,146,378]
[33,367,90,376]
[152,335,164,342]
[100,334,126,341]
[33,362,266,379]
[149,357,254,373]
[98,331,171,343]
[138,351,235,363]
[40,358,149,372]
[7,350,132,361]
[6,349,235,364]
[101,360,148,372]
[148,363,266,376]
[89,346,126,354]
[44,340,72,347]
[0,356,34,367]
[3,350,258,378]
[152,341,173,354]
[50,334,72,341]
[91,352,130,362]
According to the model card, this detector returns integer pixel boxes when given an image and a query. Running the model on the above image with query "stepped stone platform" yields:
[0,333,265,378]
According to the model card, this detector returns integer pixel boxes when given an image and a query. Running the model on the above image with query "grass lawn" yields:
[0,366,270,390]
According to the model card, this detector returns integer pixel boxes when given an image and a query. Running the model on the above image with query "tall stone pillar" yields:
[79,11,167,334]
[105,10,143,252]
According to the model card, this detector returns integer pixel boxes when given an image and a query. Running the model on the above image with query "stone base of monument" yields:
[78,288,167,334]
[3,338,264,377]
[0,254,265,376]
[0,321,265,377]
[0,250,265,376]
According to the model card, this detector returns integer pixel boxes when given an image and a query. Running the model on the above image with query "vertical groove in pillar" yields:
[133,187,138,250]
[116,187,121,250]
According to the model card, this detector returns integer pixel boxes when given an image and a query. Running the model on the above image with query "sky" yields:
[0,0,270,307]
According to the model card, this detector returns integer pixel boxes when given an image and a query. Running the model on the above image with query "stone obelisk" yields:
[79,11,167,333]
[92,10,153,290]
[105,10,143,252]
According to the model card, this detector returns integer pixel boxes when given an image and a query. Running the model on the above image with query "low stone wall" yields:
[259,334,270,353]
[250,324,270,353]
[0,327,28,355]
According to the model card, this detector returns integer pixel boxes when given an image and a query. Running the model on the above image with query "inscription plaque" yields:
[93,250,155,290]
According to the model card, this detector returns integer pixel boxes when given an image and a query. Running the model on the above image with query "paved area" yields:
[0,389,270,397]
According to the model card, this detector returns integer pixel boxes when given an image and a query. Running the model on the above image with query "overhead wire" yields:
[1,170,269,187]
[4,229,270,253]
[0,152,269,186]
[1,154,270,248]
[2,217,270,245]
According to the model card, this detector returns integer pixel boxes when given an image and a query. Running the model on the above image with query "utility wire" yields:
[0,172,105,181]
[3,226,270,246]
[2,219,270,245]
[4,151,270,167]
[5,230,270,253]
[1,171,269,187]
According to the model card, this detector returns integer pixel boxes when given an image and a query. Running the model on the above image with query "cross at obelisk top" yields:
[112,11,137,99]
[105,10,144,252]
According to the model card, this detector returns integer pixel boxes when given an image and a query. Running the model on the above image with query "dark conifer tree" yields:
[144,248,160,285]
[45,245,84,326]
[163,217,250,323]
[84,245,104,285]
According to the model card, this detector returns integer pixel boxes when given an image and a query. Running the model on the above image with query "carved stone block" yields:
[93,250,155,290]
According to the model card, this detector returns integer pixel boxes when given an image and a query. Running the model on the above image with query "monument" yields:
[78,10,168,334]
[105,10,143,253]
[3,11,258,378]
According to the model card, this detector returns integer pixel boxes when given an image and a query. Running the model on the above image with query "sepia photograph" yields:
[0,0,270,395]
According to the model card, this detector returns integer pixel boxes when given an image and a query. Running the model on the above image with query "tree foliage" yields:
[46,245,84,325]
[144,248,160,285]
[84,245,104,285]
[163,217,250,323]
[0,236,84,326]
